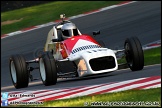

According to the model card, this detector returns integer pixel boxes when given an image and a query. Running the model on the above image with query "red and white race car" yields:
[9,14,144,89]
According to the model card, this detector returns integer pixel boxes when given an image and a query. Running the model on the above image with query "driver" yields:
[61,22,79,40]
[44,21,81,51]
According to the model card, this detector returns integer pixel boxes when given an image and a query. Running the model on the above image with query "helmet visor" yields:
[62,29,78,37]
[62,30,72,37]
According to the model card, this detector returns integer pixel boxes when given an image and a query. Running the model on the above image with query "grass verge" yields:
[143,47,161,65]
[118,47,161,65]
[1,1,123,35]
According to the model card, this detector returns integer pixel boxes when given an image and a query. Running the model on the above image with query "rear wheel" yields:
[39,51,57,86]
[124,37,144,71]
[9,54,29,89]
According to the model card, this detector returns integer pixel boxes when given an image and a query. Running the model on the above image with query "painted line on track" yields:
[143,40,161,50]
[1,76,161,103]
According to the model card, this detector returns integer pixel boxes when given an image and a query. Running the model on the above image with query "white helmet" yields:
[61,23,79,39]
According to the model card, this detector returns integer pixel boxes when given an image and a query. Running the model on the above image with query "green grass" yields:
[144,47,161,65]
[118,47,161,65]
[13,87,161,107]
[1,1,122,35]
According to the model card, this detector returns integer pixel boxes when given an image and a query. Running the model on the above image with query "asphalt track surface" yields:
[1,1,161,92]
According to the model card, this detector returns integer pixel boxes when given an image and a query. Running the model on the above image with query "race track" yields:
[1,1,161,92]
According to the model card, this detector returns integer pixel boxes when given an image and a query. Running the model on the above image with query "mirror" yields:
[93,30,100,35]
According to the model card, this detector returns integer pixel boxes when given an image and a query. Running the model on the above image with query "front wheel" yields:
[9,54,29,89]
[39,51,57,86]
[124,37,144,71]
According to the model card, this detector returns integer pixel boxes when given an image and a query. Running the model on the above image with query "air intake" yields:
[89,56,116,71]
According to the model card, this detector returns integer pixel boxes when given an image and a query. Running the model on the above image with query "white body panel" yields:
[68,48,118,77]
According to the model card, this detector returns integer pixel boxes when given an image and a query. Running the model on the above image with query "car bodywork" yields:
[47,34,118,77]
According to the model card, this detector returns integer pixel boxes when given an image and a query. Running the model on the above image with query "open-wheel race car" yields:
[9,14,144,89]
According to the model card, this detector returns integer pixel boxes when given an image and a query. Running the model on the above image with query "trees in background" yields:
[1,1,53,12]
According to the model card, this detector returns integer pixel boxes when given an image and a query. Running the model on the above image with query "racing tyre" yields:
[39,51,57,86]
[124,37,144,71]
[9,54,29,89]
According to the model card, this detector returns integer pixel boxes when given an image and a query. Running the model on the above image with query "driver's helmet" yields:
[61,23,79,39]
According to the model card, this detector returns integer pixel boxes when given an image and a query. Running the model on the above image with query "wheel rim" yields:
[11,61,17,83]
[125,43,133,67]
[39,58,46,81]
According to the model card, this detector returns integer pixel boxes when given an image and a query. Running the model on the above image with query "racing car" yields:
[9,14,144,89]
